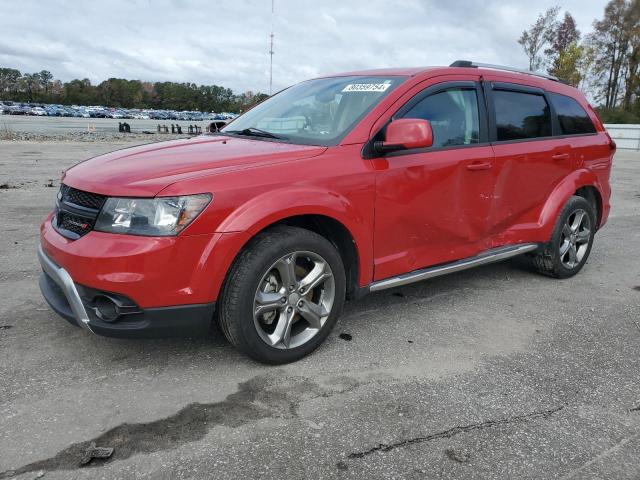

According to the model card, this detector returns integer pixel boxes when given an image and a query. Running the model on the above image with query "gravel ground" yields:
[0,140,639,479]
[0,130,192,143]
[0,114,212,136]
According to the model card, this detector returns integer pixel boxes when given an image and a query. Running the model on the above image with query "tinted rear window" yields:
[494,90,551,141]
[550,93,596,135]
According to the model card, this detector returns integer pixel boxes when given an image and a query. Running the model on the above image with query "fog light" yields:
[94,295,120,322]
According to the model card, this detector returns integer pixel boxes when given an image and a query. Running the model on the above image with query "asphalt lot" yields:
[0,140,639,479]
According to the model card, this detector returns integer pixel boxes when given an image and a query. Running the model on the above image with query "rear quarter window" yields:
[550,93,597,135]
[493,90,552,141]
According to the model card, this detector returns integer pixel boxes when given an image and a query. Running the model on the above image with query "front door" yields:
[373,80,495,281]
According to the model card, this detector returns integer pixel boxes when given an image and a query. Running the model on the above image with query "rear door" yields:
[372,79,496,281]
[485,81,573,244]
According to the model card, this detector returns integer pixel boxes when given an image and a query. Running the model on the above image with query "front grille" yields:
[53,184,105,240]
[60,185,106,210]
[59,212,92,236]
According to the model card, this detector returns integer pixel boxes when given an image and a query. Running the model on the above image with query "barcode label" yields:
[342,82,391,93]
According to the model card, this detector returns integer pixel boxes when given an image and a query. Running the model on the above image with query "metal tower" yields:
[269,0,275,95]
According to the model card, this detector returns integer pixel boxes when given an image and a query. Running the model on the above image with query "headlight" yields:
[94,194,211,236]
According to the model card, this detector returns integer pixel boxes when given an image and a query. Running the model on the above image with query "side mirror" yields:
[375,118,433,154]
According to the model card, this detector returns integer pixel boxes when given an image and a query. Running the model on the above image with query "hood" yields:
[62,135,327,197]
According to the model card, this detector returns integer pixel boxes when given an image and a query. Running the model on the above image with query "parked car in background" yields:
[0,99,236,121]
[89,109,109,118]
[29,106,48,116]
[9,104,29,115]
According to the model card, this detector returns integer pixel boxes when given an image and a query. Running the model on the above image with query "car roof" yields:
[313,65,580,97]
[316,67,437,77]
[316,65,561,83]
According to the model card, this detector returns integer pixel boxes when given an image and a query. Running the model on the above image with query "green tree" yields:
[0,64,266,113]
[586,0,639,109]
[39,70,53,96]
[546,12,582,84]
[519,6,560,71]
[622,1,640,110]
[21,73,39,102]
[97,78,145,108]
[63,78,95,105]
[0,68,21,97]
[553,42,584,86]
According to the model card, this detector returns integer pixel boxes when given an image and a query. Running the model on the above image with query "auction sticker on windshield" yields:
[342,82,391,93]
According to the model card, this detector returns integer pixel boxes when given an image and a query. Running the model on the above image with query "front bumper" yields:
[38,245,215,338]
[38,244,93,332]
[40,212,248,308]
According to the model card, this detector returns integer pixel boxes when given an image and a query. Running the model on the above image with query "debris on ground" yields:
[338,333,352,341]
[44,180,55,187]
[0,325,13,330]
[79,442,114,466]
[34,471,45,479]
[303,419,323,430]
[445,447,471,463]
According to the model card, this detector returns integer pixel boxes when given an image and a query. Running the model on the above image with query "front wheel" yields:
[218,226,346,364]
[532,195,596,278]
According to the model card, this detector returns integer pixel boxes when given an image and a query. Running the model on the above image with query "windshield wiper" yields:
[225,127,286,140]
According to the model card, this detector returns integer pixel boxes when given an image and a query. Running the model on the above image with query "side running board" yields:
[369,243,539,292]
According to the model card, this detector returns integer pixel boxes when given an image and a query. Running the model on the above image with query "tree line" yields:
[519,0,640,123]
[0,69,268,113]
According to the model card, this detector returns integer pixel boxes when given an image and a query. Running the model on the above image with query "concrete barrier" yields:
[604,124,640,151]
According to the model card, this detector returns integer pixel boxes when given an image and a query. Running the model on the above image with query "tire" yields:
[218,225,346,364]
[532,195,596,278]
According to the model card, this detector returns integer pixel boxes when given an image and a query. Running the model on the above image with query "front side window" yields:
[221,76,406,146]
[401,88,480,148]
[550,93,597,135]
[494,90,551,141]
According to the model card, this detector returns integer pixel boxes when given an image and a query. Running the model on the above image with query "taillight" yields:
[605,131,617,152]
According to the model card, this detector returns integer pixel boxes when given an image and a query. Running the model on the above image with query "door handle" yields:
[466,161,492,171]
[552,153,570,161]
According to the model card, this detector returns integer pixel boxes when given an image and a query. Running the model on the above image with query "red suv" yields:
[39,61,615,363]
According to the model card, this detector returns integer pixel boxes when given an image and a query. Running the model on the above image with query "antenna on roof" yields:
[269,0,275,95]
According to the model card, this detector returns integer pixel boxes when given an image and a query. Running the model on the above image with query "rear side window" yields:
[401,88,480,148]
[493,90,551,141]
[550,93,596,135]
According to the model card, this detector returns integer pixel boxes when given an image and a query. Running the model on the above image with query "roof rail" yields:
[450,60,560,82]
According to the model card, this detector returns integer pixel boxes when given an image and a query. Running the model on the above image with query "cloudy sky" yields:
[0,0,608,94]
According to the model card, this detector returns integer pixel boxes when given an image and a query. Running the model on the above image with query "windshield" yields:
[222,75,406,146]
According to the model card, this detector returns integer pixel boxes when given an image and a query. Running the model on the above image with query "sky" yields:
[0,0,609,94]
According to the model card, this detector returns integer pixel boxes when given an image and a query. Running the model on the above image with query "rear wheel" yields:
[218,226,345,364]
[532,195,596,278]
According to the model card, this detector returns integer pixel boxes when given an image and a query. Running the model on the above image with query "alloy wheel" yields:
[253,251,335,349]
[559,209,591,269]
